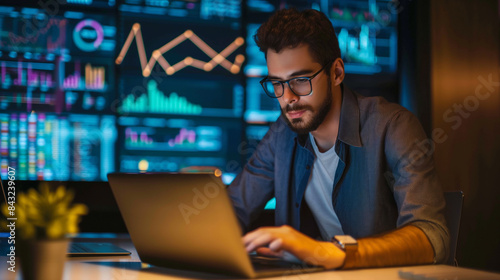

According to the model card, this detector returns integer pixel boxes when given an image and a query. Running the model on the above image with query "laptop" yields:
[107,172,325,278]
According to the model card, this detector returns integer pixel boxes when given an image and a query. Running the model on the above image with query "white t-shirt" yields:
[304,133,344,240]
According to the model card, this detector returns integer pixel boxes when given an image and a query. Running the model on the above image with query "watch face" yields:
[335,235,357,246]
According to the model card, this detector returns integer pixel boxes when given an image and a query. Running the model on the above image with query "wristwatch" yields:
[332,235,358,268]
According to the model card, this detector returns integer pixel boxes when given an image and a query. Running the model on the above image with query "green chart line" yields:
[121,80,202,115]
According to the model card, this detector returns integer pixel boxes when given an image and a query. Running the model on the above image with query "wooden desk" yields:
[1,234,499,280]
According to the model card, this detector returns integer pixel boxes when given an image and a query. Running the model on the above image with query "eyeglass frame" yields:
[259,63,330,98]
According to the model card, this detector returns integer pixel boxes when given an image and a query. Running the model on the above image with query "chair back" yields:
[443,191,464,266]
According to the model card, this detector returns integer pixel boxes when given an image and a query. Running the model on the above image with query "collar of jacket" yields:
[295,83,363,148]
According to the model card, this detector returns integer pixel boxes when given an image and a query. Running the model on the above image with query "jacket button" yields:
[306,165,310,170]
[295,202,299,208]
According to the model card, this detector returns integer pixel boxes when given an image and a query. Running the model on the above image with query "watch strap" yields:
[332,235,358,269]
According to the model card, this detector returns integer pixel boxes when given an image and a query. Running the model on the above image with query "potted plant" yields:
[1,183,88,280]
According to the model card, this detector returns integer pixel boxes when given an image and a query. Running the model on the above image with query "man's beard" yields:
[280,79,333,134]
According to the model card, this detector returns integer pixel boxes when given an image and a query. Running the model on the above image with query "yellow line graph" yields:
[115,23,245,76]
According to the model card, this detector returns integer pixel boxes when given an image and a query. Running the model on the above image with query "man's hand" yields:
[242,225,346,269]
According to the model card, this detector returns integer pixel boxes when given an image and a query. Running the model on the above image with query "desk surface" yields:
[1,235,499,280]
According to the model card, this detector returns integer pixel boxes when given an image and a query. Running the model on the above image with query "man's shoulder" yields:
[258,115,296,147]
[354,92,411,125]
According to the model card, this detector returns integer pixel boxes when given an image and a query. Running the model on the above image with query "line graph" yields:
[115,23,245,76]
[8,18,67,51]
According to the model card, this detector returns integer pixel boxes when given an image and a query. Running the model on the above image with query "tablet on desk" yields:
[67,242,131,256]
[0,241,131,256]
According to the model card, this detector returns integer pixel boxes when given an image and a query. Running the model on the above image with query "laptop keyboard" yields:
[250,255,324,276]
[251,255,311,269]
[70,243,91,253]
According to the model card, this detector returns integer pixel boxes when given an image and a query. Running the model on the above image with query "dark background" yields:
[2,0,500,273]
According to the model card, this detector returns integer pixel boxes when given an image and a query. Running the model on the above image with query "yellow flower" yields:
[0,184,88,240]
[46,219,65,239]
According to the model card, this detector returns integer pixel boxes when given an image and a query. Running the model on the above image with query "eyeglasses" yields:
[259,64,328,98]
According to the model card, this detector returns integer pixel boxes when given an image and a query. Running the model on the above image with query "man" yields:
[228,9,449,269]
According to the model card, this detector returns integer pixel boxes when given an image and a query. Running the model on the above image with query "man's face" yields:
[266,44,332,134]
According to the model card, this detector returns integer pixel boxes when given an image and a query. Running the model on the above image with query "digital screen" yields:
[245,77,280,123]
[0,55,62,112]
[116,19,244,78]
[0,1,398,183]
[244,23,267,77]
[0,7,116,114]
[63,0,116,9]
[119,76,243,117]
[330,0,398,74]
[115,4,245,175]
[119,0,241,26]
[0,8,67,54]
[0,5,117,181]
[0,112,115,181]
[117,116,242,175]
[247,0,276,13]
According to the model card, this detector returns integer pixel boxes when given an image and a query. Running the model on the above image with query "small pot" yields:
[18,238,69,280]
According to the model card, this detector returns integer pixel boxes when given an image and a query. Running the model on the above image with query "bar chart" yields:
[121,80,202,115]
[64,61,108,91]
[124,126,222,152]
[1,60,55,91]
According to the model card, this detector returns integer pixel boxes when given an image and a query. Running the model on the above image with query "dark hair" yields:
[254,8,341,72]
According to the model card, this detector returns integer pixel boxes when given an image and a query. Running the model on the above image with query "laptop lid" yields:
[107,172,256,278]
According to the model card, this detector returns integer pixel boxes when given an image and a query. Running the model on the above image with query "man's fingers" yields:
[245,232,274,252]
[242,227,280,247]
[268,238,283,252]
[256,247,284,257]
[243,228,270,246]
[242,230,259,246]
